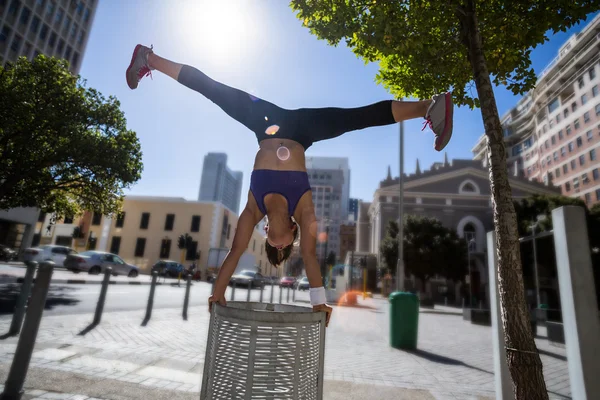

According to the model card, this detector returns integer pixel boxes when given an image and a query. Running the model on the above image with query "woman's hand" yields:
[208,292,227,313]
[312,303,333,327]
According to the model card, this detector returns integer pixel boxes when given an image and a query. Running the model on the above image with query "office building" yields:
[198,153,243,214]
[0,0,98,254]
[348,198,359,223]
[472,14,600,206]
[305,157,350,264]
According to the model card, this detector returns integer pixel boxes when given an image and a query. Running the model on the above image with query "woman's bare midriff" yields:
[253,138,307,171]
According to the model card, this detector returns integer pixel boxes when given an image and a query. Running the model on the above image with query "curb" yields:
[12,277,195,286]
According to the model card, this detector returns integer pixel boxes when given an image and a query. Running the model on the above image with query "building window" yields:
[140,212,150,229]
[553,151,558,161]
[596,103,600,116]
[597,189,600,201]
[57,38,64,54]
[579,155,585,166]
[30,15,40,34]
[577,137,583,147]
[582,94,589,105]
[566,124,572,135]
[568,142,574,152]
[563,164,568,174]
[591,149,597,161]
[555,168,561,178]
[574,178,580,189]
[19,6,31,26]
[564,108,569,118]
[164,214,175,231]
[10,34,22,54]
[585,193,592,204]
[545,140,549,149]
[63,215,74,224]
[527,167,532,175]
[55,7,63,24]
[556,114,561,124]
[551,136,556,145]
[83,7,90,23]
[115,212,125,228]
[578,76,584,89]
[584,112,590,124]
[558,130,563,140]
[190,215,201,232]
[186,241,198,261]
[92,212,102,225]
[48,31,56,48]
[593,168,599,181]
[574,119,580,130]
[159,239,171,259]
[571,160,577,170]
[593,85,599,97]
[565,182,571,192]
[587,130,593,141]
[590,68,597,81]
[110,236,121,255]
[134,238,146,257]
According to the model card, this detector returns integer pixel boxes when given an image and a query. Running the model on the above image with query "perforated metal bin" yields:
[200,302,327,400]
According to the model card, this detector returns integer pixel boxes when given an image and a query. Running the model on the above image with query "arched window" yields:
[459,179,481,195]
[464,223,476,250]
[463,183,476,192]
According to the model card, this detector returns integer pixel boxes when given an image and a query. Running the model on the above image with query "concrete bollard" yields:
[1,262,54,400]
[246,284,251,302]
[270,282,274,303]
[8,262,37,336]
[142,271,158,326]
[259,285,264,303]
[279,285,283,304]
[231,281,236,301]
[93,267,112,325]
[183,274,191,321]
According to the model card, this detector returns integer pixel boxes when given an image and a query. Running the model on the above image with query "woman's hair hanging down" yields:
[265,222,300,267]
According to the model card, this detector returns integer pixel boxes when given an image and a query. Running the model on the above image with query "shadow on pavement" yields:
[538,348,567,361]
[406,349,493,375]
[0,284,80,315]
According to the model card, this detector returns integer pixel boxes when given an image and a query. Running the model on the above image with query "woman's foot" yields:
[422,92,453,151]
[126,44,154,89]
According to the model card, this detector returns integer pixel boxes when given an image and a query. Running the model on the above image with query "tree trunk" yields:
[459,1,549,399]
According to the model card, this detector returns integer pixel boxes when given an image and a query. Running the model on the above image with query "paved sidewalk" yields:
[0,295,572,400]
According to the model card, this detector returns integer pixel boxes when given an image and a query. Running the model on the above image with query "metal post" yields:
[8,262,37,336]
[231,281,236,301]
[142,271,158,325]
[270,282,274,303]
[349,251,354,290]
[1,262,54,400]
[211,280,215,295]
[246,284,251,302]
[292,286,296,302]
[286,287,290,303]
[183,274,191,320]
[531,224,542,308]
[467,245,472,308]
[259,285,264,303]
[279,285,283,304]
[396,118,405,292]
[93,267,112,325]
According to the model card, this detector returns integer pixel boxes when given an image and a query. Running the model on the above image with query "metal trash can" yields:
[201,302,327,399]
[389,292,419,350]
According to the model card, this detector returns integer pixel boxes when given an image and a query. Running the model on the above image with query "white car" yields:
[297,277,309,291]
[23,245,77,267]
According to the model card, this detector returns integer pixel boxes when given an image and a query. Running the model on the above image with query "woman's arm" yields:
[297,204,332,326]
[209,193,263,310]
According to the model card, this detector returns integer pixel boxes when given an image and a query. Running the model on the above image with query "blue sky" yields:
[79,1,597,208]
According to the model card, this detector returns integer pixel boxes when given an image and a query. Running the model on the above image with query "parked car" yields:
[64,251,139,277]
[0,244,18,262]
[230,270,266,288]
[23,245,77,266]
[151,260,185,278]
[270,276,280,285]
[279,276,296,288]
[297,277,309,291]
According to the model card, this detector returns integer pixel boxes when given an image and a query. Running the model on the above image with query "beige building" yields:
[32,196,275,278]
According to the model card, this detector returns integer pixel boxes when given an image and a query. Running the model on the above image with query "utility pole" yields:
[396,119,405,292]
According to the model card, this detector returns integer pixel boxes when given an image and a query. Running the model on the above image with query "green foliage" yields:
[0,56,143,217]
[379,216,468,282]
[379,220,399,272]
[290,1,597,107]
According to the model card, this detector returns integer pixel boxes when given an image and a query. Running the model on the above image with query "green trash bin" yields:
[389,292,419,349]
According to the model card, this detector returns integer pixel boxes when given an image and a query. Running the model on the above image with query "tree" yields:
[379,221,399,274]
[177,233,193,265]
[513,194,585,237]
[290,2,598,397]
[0,56,143,217]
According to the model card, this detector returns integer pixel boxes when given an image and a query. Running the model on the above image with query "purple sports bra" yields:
[250,170,312,216]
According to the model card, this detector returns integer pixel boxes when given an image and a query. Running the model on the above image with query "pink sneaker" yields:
[422,92,454,151]
[126,44,154,90]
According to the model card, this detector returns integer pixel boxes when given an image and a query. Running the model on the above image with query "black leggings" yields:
[177,65,397,150]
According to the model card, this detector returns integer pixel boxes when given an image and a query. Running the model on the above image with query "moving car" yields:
[0,244,18,262]
[279,276,296,288]
[151,260,185,278]
[297,277,309,291]
[229,270,266,288]
[64,251,139,277]
[23,245,77,266]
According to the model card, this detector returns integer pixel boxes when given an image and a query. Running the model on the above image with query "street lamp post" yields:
[530,214,546,308]
[396,119,405,292]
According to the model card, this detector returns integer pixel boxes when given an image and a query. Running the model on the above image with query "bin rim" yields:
[214,302,325,324]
